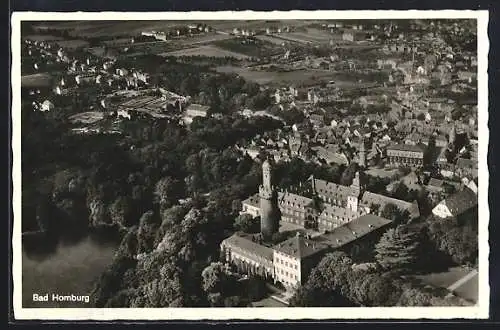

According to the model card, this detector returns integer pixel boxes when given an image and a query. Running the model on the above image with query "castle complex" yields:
[241,161,420,234]
[220,159,418,292]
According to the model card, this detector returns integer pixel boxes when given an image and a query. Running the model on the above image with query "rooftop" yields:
[278,191,314,209]
[272,235,329,259]
[442,187,478,217]
[222,233,274,261]
[242,193,260,208]
[361,191,420,218]
[316,214,393,249]
[387,143,426,153]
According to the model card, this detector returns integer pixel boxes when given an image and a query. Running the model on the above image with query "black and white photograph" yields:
[11,10,489,320]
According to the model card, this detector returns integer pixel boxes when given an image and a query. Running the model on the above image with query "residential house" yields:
[432,186,478,219]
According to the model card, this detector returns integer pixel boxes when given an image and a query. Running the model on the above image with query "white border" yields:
[11,10,490,320]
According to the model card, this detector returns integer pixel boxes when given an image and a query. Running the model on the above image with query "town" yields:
[21,19,478,309]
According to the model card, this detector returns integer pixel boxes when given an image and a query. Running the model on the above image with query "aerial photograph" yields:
[19,18,479,309]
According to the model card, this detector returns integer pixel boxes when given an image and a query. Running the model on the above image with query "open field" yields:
[212,37,283,58]
[102,38,132,46]
[216,65,348,86]
[24,35,64,41]
[161,45,250,59]
[69,111,105,124]
[54,39,90,49]
[267,28,334,45]
[21,73,53,88]
[177,33,234,46]
[255,35,287,45]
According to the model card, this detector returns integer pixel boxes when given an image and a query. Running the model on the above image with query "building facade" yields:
[386,144,425,167]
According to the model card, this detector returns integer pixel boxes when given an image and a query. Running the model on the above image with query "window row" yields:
[276,268,298,280]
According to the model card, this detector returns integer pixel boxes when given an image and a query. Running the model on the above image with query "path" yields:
[447,268,478,292]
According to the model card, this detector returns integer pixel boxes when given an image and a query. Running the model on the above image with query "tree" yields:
[339,163,358,186]
[132,276,184,307]
[234,214,259,233]
[91,255,138,307]
[375,225,420,274]
[201,262,228,294]
[153,176,182,211]
[109,196,131,228]
[423,136,436,166]
[246,276,268,301]
[397,287,434,306]
[289,252,355,307]
[88,198,109,227]
[137,211,160,254]
[380,203,400,220]
[155,205,189,247]
[427,215,478,266]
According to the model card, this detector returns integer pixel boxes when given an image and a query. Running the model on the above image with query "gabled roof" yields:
[316,214,393,249]
[278,191,314,210]
[222,234,274,261]
[314,178,359,201]
[441,187,478,216]
[361,191,420,218]
[272,235,329,259]
[242,193,260,208]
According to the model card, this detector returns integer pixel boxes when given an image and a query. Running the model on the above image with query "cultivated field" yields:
[161,45,250,59]
[69,111,105,124]
[21,73,53,87]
